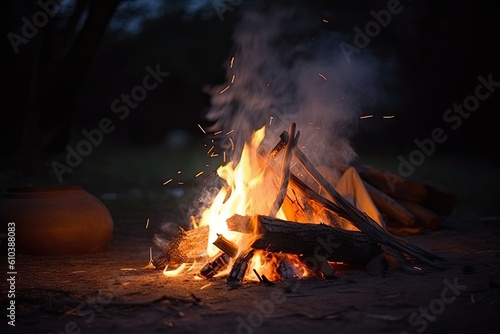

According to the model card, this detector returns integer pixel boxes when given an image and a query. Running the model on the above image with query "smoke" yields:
[204,0,392,174]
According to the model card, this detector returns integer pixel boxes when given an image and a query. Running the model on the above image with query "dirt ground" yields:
[2,212,499,334]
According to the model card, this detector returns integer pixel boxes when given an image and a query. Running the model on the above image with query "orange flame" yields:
[163,263,188,277]
[197,126,280,257]
[193,126,306,281]
[171,126,309,280]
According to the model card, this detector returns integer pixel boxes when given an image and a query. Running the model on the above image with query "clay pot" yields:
[0,185,113,255]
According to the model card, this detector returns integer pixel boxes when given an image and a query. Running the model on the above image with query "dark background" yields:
[1,0,499,220]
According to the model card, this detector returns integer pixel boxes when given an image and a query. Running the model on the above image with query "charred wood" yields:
[227,214,381,265]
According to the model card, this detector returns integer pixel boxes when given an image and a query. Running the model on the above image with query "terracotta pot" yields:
[0,185,113,255]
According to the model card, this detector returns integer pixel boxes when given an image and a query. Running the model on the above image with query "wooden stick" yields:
[213,234,239,258]
[397,200,442,230]
[354,164,429,204]
[269,122,298,217]
[199,252,231,279]
[364,181,417,227]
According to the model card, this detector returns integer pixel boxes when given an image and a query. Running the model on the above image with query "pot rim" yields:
[3,185,87,198]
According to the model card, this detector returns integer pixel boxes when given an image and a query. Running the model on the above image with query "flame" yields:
[189,125,309,282]
[247,250,281,282]
[164,120,385,281]
[197,126,277,258]
[167,125,313,281]
[163,263,188,277]
[163,262,197,277]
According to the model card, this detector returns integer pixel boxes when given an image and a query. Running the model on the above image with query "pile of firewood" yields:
[152,123,455,285]
[339,162,458,236]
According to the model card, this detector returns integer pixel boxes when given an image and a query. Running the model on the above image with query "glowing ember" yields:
[198,124,206,134]
[219,85,230,94]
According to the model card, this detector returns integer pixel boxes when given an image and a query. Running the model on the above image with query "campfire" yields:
[151,122,455,286]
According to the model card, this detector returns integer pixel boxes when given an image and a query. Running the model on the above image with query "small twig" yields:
[261,275,275,286]
[253,269,263,282]
[268,311,342,320]
[106,294,198,307]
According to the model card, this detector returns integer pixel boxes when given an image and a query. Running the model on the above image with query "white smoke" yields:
[204,0,392,175]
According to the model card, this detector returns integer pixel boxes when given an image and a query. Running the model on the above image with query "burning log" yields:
[152,225,209,269]
[199,252,231,279]
[199,235,239,279]
[227,250,254,287]
[227,214,381,265]
[213,234,239,258]
[278,256,300,280]
[288,171,444,268]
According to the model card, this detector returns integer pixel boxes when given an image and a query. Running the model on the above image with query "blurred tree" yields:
[2,0,125,158]
[1,0,234,160]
